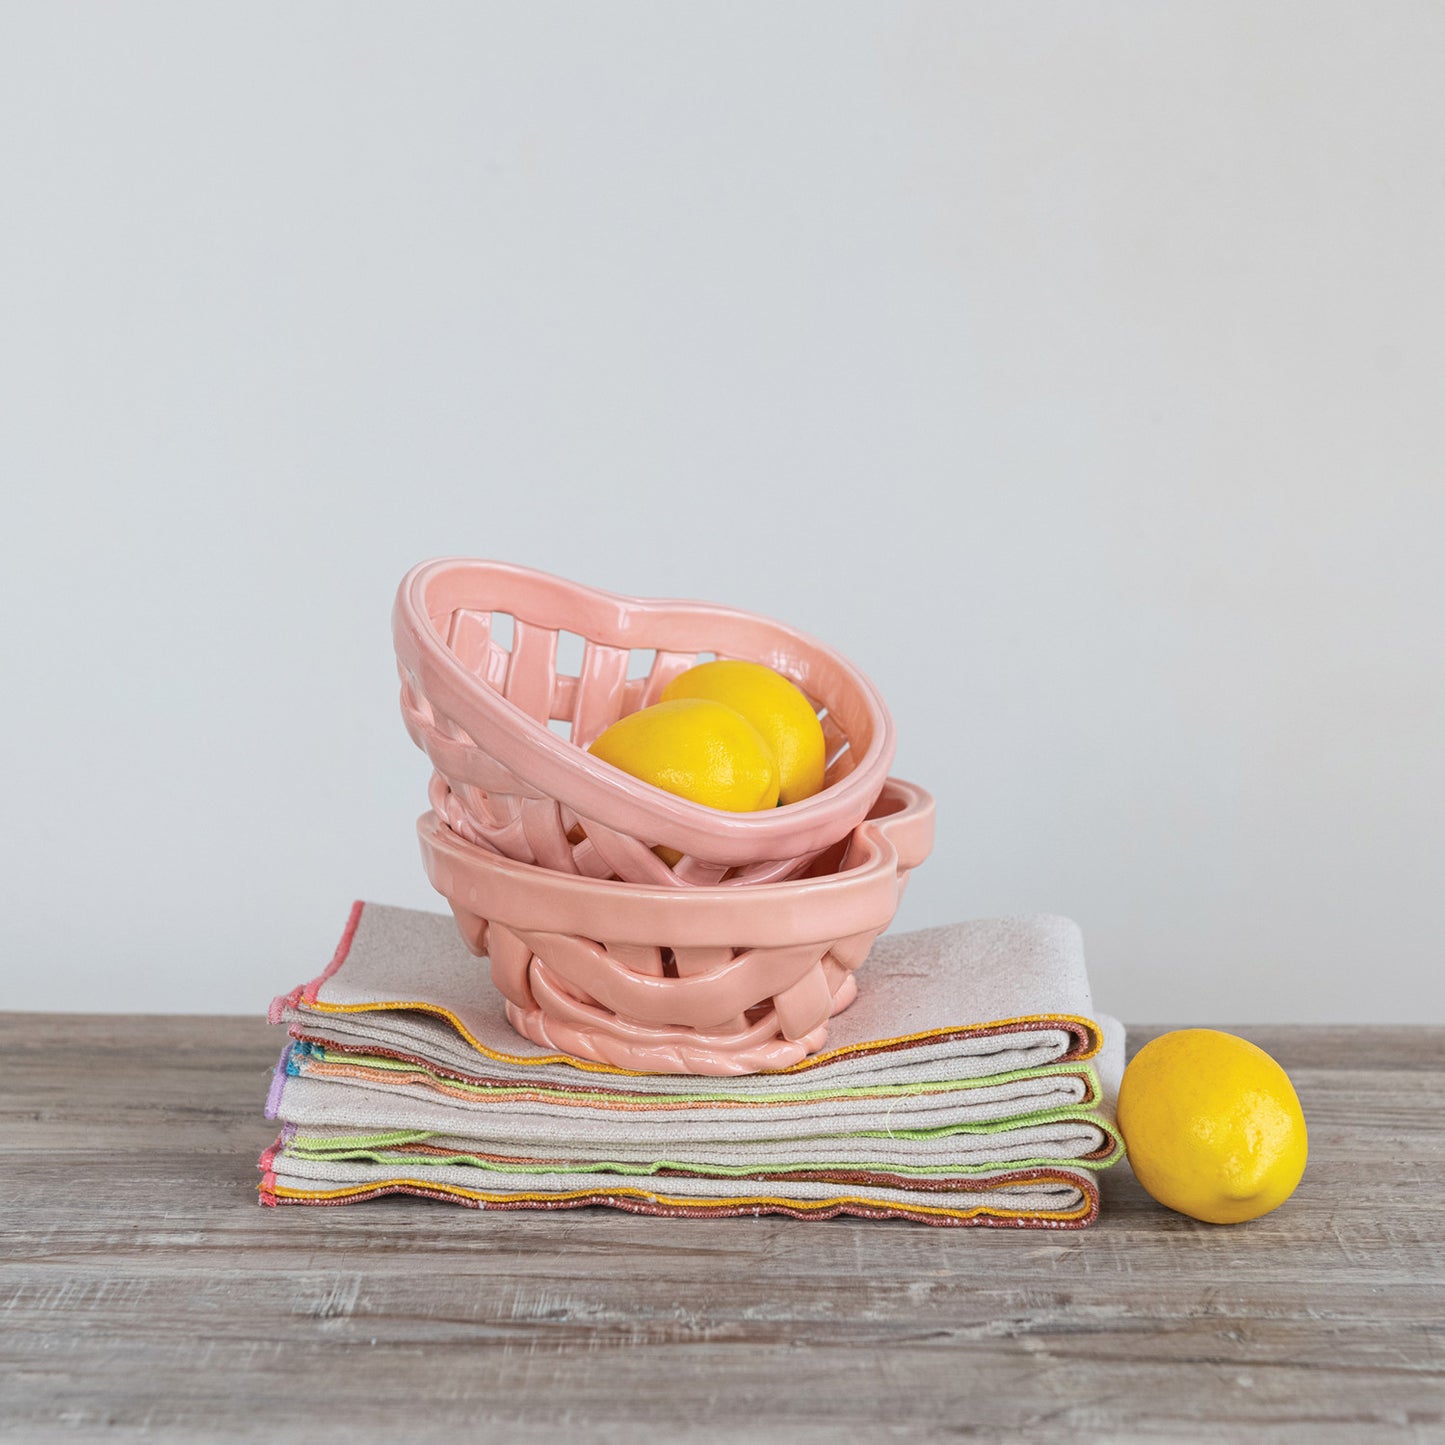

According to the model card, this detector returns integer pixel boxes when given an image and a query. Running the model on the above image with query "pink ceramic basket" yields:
[394,559,897,887]
[419,777,934,1074]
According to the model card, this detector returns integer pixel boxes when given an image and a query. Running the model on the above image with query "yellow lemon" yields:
[661,660,826,805]
[587,698,780,813]
[1116,1029,1308,1224]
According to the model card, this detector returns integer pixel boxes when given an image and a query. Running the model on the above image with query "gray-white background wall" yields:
[4,3,1442,1021]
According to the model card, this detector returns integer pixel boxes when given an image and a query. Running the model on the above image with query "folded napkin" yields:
[261,1151,1106,1227]
[261,902,1125,1228]
[273,902,1106,1080]
[270,1040,1120,1142]
[277,1117,1120,1174]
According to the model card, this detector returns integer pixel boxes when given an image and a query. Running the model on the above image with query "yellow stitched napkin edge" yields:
[290,998,1103,1077]
[263,1176,1095,1223]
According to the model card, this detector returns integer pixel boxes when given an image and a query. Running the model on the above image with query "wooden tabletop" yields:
[1,1014,1441,1441]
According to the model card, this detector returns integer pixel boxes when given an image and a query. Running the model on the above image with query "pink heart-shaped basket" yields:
[419,777,935,1074]
[394,559,898,886]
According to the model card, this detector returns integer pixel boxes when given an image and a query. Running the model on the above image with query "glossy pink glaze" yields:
[418,778,935,1074]
[394,559,897,886]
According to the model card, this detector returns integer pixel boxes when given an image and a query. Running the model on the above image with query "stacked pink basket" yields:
[393,559,934,1074]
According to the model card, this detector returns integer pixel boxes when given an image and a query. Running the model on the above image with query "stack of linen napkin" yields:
[262,903,1124,1228]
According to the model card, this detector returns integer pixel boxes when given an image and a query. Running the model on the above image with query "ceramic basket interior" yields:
[394,558,897,887]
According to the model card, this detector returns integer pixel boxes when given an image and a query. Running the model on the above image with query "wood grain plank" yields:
[1,1012,1441,1441]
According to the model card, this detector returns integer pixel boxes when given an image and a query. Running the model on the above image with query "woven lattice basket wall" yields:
[419,778,935,1074]
[394,559,897,887]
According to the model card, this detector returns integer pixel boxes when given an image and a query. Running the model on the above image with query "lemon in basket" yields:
[588,698,780,815]
[1116,1029,1308,1224]
[661,660,826,805]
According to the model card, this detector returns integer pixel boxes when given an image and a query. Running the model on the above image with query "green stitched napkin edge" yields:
[284,1110,1126,1174]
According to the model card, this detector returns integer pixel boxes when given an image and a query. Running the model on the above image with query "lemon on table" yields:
[1116,1029,1308,1224]
[587,698,780,813]
[661,660,826,805]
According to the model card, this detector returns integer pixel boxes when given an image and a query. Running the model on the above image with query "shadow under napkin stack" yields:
[261,903,1124,1228]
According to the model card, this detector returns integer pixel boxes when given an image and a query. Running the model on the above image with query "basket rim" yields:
[419,778,934,950]
[393,557,899,861]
